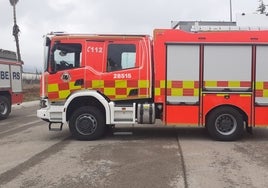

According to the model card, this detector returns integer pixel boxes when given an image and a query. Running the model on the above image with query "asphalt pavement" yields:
[0,102,267,188]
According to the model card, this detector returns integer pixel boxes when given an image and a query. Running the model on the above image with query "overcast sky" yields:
[0,0,264,72]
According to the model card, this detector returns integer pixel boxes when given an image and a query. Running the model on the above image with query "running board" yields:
[49,122,63,131]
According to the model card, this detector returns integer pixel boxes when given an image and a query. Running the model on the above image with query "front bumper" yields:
[37,99,66,123]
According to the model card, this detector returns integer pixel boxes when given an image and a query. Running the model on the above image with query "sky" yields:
[0,0,264,72]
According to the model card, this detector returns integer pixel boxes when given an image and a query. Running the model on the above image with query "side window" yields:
[107,44,136,72]
[53,43,82,71]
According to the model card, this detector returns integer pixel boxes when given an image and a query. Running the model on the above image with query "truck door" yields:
[165,44,200,125]
[47,42,84,101]
[202,45,253,126]
[255,45,268,126]
[84,41,106,90]
[100,39,151,100]
[256,45,268,105]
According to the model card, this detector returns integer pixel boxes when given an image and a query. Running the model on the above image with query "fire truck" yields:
[37,23,268,141]
[0,49,23,119]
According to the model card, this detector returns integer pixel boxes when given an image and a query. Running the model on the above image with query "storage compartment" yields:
[110,102,136,124]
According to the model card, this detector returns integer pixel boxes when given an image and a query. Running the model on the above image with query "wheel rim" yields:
[215,114,237,136]
[0,102,8,115]
[75,113,97,136]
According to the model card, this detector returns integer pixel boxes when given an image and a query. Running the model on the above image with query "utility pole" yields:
[230,0,233,22]
[9,0,22,63]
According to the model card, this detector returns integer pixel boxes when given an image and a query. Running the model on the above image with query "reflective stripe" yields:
[115,80,127,88]
[92,80,104,88]
[264,90,268,97]
[139,80,149,88]
[154,80,199,97]
[69,81,82,90]
[256,82,268,98]
[258,90,268,97]
[256,81,268,89]
[155,88,161,96]
[228,81,240,88]
[47,80,150,100]
[256,82,263,90]
[204,81,251,88]
[104,88,116,96]
[155,80,253,97]
[183,81,195,89]
[59,90,70,98]
[171,89,183,96]
[48,84,59,92]
[205,81,217,87]
[160,80,165,88]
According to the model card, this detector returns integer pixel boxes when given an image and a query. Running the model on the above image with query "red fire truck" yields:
[37,24,268,141]
[0,49,23,119]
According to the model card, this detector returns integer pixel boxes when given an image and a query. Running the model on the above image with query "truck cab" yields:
[41,33,152,101]
[38,33,154,140]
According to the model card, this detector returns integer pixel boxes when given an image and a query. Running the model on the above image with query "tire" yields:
[69,106,105,140]
[0,96,11,120]
[206,107,244,141]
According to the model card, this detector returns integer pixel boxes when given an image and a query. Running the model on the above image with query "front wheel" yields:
[206,107,244,141]
[69,106,105,140]
[0,96,11,120]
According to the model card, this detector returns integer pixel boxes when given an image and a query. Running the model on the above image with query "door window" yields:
[107,44,136,72]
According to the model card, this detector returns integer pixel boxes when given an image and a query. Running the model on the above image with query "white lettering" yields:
[113,73,132,79]
[87,46,103,53]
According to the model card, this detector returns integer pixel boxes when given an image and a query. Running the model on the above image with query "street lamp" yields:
[230,0,233,22]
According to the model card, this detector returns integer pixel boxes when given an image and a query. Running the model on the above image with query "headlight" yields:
[40,99,48,108]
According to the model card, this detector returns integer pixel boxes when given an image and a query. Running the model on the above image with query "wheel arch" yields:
[0,92,11,120]
[64,90,110,124]
[205,104,248,126]
[0,91,11,103]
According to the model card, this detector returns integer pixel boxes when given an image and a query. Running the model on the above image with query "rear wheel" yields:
[0,96,11,120]
[206,107,244,141]
[69,106,105,140]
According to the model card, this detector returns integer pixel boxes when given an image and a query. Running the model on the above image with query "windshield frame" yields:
[43,36,51,72]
